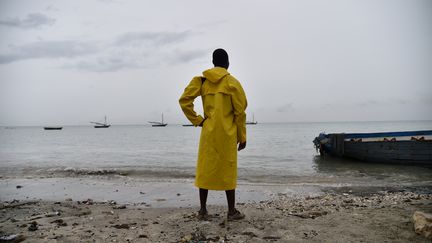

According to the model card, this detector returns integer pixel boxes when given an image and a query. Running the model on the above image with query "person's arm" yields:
[230,79,248,149]
[179,77,205,126]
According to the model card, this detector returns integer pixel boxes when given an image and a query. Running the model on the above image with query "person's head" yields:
[212,48,229,69]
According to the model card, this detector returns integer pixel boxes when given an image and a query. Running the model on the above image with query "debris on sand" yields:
[113,205,126,209]
[0,234,26,242]
[28,221,38,231]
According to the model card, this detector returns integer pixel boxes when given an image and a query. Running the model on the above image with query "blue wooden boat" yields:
[313,130,432,164]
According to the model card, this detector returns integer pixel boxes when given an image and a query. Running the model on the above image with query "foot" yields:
[227,209,245,221]
[197,209,208,220]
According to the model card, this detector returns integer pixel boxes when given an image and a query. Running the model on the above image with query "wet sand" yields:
[1,188,431,242]
[0,177,325,207]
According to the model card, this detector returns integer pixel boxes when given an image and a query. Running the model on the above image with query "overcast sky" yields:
[0,0,431,126]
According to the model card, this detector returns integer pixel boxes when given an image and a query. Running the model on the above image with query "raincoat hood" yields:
[202,67,230,83]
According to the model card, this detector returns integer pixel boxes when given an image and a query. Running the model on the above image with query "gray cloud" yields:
[319,103,334,110]
[277,103,294,112]
[68,56,141,72]
[0,41,99,64]
[356,100,382,107]
[0,30,202,71]
[45,5,60,12]
[355,98,410,107]
[0,13,55,28]
[114,31,192,47]
[167,49,207,64]
[66,49,207,72]
[63,31,203,72]
[419,97,432,105]
[195,20,228,29]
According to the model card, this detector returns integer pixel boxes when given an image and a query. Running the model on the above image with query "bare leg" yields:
[199,188,208,214]
[225,189,235,214]
[226,189,245,220]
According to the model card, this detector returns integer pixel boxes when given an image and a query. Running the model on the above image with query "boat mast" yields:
[162,113,164,124]
[104,116,107,125]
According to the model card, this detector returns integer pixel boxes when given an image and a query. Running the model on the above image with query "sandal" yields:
[197,210,209,220]
[227,209,245,221]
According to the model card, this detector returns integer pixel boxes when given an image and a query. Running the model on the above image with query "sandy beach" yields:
[1,124,432,242]
[1,186,431,242]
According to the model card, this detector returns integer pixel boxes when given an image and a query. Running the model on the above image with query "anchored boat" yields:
[44,127,63,130]
[313,130,432,165]
[149,113,167,127]
[91,116,110,128]
[246,113,258,125]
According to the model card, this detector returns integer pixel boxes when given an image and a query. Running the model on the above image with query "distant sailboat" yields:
[44,126,63,130]
[149,113,167,127]
[91,116,111,128]
[246,113,258,125]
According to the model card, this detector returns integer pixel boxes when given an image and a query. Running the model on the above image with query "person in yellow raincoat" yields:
[179,49,247,220]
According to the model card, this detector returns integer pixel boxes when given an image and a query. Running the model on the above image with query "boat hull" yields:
[44,127,63,130]
[315,130,432,165]
[324,140,432,165]
[152,124,167,127]
[94,125,110,128]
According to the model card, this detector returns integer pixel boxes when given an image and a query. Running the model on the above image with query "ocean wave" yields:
[1,166,430,188]
[1,166,310,183]
[46,166,196,179]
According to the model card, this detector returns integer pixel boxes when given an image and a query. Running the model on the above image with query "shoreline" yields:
[0,177,325,208]
[1,174,432,241]
[2,176,432,207]
[1,190,431,242]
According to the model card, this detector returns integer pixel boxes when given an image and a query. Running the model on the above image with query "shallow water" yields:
[1,121,432,188]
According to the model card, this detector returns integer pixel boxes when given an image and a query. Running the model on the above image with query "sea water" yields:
[1,121,432,189]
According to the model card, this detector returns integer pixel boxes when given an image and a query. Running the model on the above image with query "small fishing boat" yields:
[91,116,110,128]
[182,124,194,127]
[149,113,167,127]
[44,127,63,130]
[313,130,432,165]
[246,113,257,125]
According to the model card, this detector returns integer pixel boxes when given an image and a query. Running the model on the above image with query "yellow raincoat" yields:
[179,67,247,190]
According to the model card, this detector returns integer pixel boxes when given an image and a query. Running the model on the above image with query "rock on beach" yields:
[413,211,432,239]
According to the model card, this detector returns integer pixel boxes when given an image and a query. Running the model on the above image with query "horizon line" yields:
[1,119,432,127]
